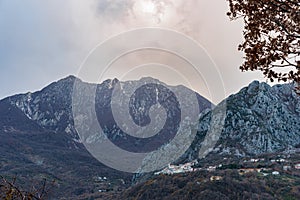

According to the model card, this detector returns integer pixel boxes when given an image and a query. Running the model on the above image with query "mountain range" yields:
[0,75,299,199]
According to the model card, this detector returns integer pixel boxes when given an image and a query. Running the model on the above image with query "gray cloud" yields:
[97,0,134,19]
[0,0,264,103]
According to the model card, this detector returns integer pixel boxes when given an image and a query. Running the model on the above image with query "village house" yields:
[283,165,292,171]
[238,168,262,175]
[272,171,280,175]
[207,166,216,172]
[210,176,223,181]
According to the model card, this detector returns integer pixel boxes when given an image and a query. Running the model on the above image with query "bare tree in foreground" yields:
[0,176,55,200]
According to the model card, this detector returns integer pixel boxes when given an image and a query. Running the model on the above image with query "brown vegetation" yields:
[116,169,300,200]
[227,0,300,91]
[0,176,54,200]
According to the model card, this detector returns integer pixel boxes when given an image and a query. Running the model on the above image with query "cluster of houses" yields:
[154,161,226,182]
[96,176,108,181]
[154,157,300,177]
[243,158,265,163]
[243,157,300,173]
[238,168,281,176]
[154,161,199,175]
[155,161,225,175]
[243,157,287,163]
[282,163,300,171]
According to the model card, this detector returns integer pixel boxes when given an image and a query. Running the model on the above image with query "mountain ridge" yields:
[1,76,299,198]
[181,80,300,163]
[2,76,299,157]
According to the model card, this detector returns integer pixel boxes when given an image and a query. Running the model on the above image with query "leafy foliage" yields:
[227,0,300,91]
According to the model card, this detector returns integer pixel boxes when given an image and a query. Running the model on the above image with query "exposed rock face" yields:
[7,76,77,138]
[3,77,300,159]
[1,76,300,197]
[4,76,212,150]
[0,76,212,197]
[191,81,300,157]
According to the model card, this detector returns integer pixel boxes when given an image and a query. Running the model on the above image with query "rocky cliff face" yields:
[3,77,299,159]
[0,76,212,197]
[190,81,300,158]
[1,76,300,197]
[3,77,300,158]
[6,76,77,138]
[3,76,212,151]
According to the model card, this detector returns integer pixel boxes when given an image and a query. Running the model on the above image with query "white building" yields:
[272,171,280,175]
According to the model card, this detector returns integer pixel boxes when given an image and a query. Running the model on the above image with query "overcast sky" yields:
[0,0,265,104]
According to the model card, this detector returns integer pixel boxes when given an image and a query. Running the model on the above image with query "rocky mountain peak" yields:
[186,81,300,159]
[4,76,212,145]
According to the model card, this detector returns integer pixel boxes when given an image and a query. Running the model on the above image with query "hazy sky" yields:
[0,0,265,104]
